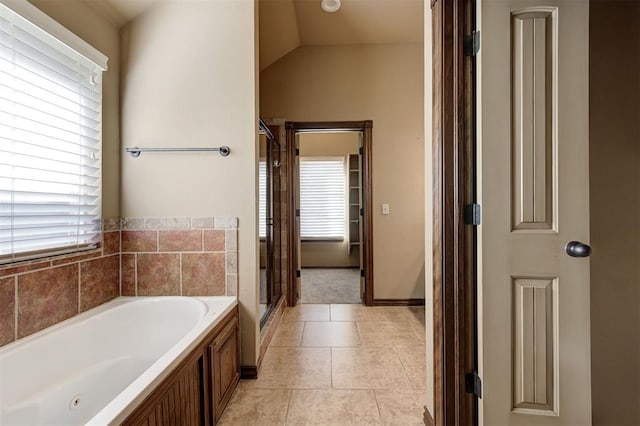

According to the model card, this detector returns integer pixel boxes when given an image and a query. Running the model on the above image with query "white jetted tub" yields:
[0,296,237,425]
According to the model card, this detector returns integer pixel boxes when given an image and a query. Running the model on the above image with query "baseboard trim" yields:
[240,366,258,379]
[424,406,434,426]
[300,266,359,269]
[372,298,426,306]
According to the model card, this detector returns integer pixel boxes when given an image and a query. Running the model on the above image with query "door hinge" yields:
[465,372,482,398]
[296,208,300,217]
[464,31,480,57]
[296,270,301,278]
[295,148,300,156]
[464,203,481,226]
[360,208,364,216]
[360,269,365,277]
[359,147,364,155]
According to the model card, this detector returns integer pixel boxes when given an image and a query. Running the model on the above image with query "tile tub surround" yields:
[120,217,238,297]
[0,219,122,346]
[0,216,240,348]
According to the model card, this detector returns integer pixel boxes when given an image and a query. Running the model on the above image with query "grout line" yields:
[13,276,18,340]
[393,345,412,378]
[330,346,334,389]
[390,345,415,389]
[179,253,183,296]
[77,263,81,312]
[373,389,384,420]
[283,389,294,425]
[118,230,122,297]
[299,321,307,347]
[134,253,138,296]
[242,385,389,391]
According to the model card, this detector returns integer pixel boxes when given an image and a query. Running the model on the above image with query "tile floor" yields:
[219,304,426,425]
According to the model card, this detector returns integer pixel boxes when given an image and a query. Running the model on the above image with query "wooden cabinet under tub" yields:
[123,307,240,426]
[209,314,240,422]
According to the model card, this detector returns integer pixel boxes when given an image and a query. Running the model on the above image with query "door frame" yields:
[431,0,478,424]
[285,121,374,307]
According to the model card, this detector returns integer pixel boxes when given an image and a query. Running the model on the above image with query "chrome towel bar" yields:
[125,146,231,158]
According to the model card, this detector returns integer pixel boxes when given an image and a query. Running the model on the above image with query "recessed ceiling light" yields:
[321,0,341,13]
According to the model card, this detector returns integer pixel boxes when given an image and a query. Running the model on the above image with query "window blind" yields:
[0,2,106,264]
[258,160,266,238]
[299,158,345,239]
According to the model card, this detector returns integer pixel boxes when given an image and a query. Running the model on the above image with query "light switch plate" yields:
[382,203,390,215]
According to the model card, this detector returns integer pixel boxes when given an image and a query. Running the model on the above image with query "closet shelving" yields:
[348,154,361,253]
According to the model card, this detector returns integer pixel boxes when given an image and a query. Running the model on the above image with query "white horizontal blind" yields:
[0,3,105,263]
[300,158,345,239]
[259,160,266,238]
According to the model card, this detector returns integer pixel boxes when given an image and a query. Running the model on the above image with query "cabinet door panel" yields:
[123,355,205,426]
[210,316,240,423]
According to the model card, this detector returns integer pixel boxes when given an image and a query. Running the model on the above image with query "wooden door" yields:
[481,1,591,424]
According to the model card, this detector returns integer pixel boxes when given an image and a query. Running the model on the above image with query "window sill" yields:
[301,238,345,243]
[0,245,102,274]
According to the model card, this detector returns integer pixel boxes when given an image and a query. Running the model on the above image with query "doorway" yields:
[296,131,361,304]
[286,121,374,308]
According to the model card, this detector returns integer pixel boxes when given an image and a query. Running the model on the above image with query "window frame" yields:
[0,0,107,265]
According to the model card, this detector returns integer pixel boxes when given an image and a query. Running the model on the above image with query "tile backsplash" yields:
[0,220,121,346]
[0,216,239,348]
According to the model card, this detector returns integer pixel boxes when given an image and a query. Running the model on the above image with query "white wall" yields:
[119,0,260,366]
[261,43,425,300]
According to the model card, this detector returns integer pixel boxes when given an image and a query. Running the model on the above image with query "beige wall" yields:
[261,43,425,300]
[28,0,120,218]
[258,0,299,71]
[299,132,359,268]
[590,1,640,424]
[120,0,260,366]
[299,132,360,157]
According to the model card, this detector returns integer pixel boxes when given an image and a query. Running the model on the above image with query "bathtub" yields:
[0,296,237,425]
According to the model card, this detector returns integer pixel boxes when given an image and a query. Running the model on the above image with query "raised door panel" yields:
[511,9,557,232]
[512,277,558,414]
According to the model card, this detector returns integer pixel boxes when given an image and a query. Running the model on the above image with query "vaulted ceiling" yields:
[82,0,155,27]
[260,0,423,70]
[90,0,423,71]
